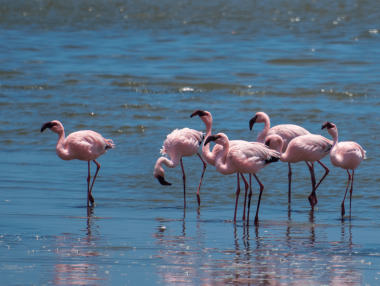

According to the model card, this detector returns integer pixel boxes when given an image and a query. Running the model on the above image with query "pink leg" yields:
[349,170,355,217]
[180,158,186,209]
[288,163,292,203]
[253,174,264,226]
[341,169,352,217]
[89,160,101,206]
[196,153,207,206]
[315,160,330,192]
[87,161,91,207]
[306,162,317,208]
[240,174,249,221]
[247,174,252,225]
[233,173,241,222]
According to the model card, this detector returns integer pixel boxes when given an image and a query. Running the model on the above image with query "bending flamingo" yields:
[264,134,332,209]
[205,133,281,225]
[249,111,330,203]
[40,120,115,207]
[190,110,250,219]
[153,128,207,208]
[322,122,366,217]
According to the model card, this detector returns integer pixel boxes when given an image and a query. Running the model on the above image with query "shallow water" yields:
[1,0,380,285]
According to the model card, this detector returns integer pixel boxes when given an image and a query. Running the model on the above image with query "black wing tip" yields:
[158,175,172,186]
[264,156,279,165]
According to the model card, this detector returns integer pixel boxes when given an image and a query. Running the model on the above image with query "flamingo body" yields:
[40,120,115,207]
[266,124,310,152]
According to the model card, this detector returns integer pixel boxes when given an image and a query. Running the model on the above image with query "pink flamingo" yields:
[205,133,281,225]
[264,134,332,209]
[40,120,115,207]
[153,128,207,208]
[322,122,366,217]
[250,111,330,203]
[190,110,250,219]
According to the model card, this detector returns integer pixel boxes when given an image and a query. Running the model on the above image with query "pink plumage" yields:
[41,120,115,207]
[264,133,333,209]
[153,128,207,207]
[322,121,366,217]
[205,133,281,225]
[250,111,330,204]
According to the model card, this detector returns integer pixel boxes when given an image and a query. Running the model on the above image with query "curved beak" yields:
[249,115,258,131]
[265,139,270,147]
[321,121,333,130]
[204,134,219,146]
[41,121,55,133]
[157,175,172,186]
[190,110,207,118]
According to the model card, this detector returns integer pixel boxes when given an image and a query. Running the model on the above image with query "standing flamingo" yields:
[322,122,366,217]
[153,128,207,208]
[40,120,115,207]
[205,133,280,224]
[190,110,250,219]
[264,134,332,209]
[249,111,330,203]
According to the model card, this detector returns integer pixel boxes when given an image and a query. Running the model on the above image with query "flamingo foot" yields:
[308,195,314,207]
[254,215,259,226]
[89,194,95,206]
[341,202,345,217]
[197,194,201,206]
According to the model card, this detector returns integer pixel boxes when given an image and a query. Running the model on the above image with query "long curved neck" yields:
[158,156,181,169]
[329,128,339,150]
[256,116,270,143]
[201,116,216,165]
[55,129,71,160]
[215,141,230,174]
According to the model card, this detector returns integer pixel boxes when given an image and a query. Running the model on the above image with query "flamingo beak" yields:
[157,175,172,186]
[41,121,56,132]
[204,134,219,146]
[190,110,207,118]
[265,139,270,147]
[321,121,333,130]
[249,115,258,131]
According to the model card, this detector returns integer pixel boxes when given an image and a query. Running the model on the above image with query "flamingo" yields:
[204,133,281,225]
[264,134,333,209]
[190,110,250,219]
[322,122,366,217]
[40,120,115,207]
[249,111,330,203]
[153,128,207,208]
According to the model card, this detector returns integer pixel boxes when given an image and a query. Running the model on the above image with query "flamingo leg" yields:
[288,163,292,204]
[88,160,101,206]
[196,153,207,206]
[315,160,330,191]
[233,173,241,222]
[341,169,352,217]
[240,174,249,221]
[349,170,355,217]
[306,162,317,208]
[247,174,252,225]
[180,158,186,209]
[87,161,91,207]
[253,174,264,226]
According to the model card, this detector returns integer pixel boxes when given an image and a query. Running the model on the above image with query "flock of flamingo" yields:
[41,110,366,225]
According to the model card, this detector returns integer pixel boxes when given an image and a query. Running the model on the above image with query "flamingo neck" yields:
[329,128,339,150]
[256,115,270,143]
[55,129,71,160]
[158,156,181,170]
[201,116,216,165]
[215,141,230,174]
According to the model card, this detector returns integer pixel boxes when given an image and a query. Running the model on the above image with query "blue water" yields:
[1,0,380,284]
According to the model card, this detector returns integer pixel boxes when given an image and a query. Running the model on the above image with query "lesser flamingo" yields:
[190,110,250,219]
[153,128,207,208]
[40,120,115,207]
[264,134,332,209]
[249,111,330,203]
[205,133,280,225]
[322,121,366,217]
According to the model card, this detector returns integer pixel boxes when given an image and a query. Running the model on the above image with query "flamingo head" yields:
[249,112,269,131]
[190,110,212,125]
[321,122,335,130]
[264,134,283,152]
[153,160,172,186]
[41,120,62,134]
[204,133,228,146]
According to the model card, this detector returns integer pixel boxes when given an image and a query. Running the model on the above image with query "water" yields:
[1,0,380,284]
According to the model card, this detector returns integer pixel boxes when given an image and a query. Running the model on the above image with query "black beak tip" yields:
[158,175,172,186]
